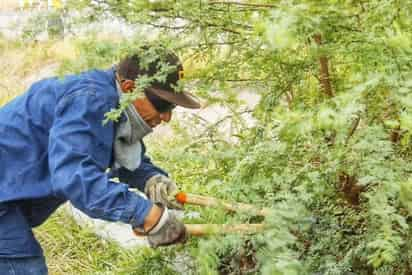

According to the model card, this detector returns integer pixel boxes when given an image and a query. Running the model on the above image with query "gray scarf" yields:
[113,82,153,170]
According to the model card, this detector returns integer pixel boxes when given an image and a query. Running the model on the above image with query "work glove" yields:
[134,204,188,248]
[144,175,184,210]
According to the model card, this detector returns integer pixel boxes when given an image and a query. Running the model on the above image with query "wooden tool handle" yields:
[185,224,264,236]
[176,192,271,217]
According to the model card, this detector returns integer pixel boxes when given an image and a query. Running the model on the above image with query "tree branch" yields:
[345,115,361,144]
[208,1,278,8]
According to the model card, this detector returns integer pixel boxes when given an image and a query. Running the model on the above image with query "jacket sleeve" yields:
[48,89,152,228]
[109,154,168,192]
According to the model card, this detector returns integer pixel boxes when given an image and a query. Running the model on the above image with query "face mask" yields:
[113,80,153,170]
[124,104,153,143]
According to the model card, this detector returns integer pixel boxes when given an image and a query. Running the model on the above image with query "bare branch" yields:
[208,1,278,8]
[313,34,334,97]
[345,115,361,144]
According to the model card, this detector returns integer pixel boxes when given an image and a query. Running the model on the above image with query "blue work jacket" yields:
[0,68,166,257]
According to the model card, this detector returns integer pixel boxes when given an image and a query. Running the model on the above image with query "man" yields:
[0,47,200,274]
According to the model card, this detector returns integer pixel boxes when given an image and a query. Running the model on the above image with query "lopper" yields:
[174,192,271,236]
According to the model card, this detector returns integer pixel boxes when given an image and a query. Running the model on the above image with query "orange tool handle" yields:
[175,192,271,217]
[185,224,264,236]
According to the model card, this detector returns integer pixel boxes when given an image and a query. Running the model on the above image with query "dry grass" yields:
[0,37,78,105]
[0,41,52,102]
[0,1,20,11]
[0,0,48,11]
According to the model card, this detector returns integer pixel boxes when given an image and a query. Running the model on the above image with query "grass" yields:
[0,38,51,97]
[0,1,19,11]
[0,36,77,103]
[0,1,51,11]
[34,210,178,275]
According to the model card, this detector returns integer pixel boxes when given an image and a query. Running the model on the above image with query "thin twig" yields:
[211,78,278,82]
[195,109,253,137]
[345,115,361,144]
[183,109,253,151]
[191,113,210,126]
[208,1,278,8]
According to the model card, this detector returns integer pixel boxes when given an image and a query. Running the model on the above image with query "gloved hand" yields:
[144,174,184,209]
[134,204,188,248]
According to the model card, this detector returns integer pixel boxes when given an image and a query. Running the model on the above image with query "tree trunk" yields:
[313,34,334,97]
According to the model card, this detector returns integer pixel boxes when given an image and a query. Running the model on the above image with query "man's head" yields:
[116,48,201,128]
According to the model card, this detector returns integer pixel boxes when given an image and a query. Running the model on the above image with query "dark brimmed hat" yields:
[117,48,201,109]
[146,87,200,109]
